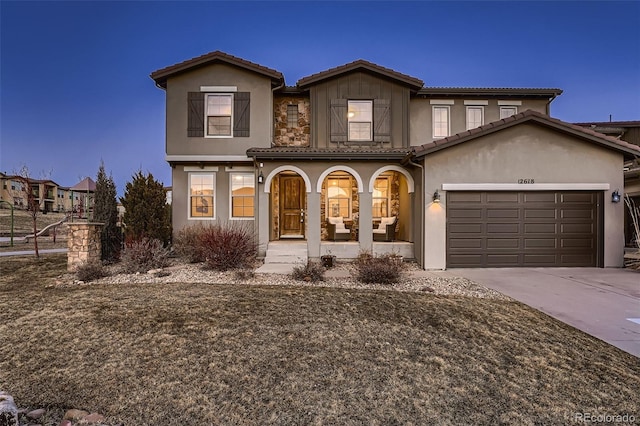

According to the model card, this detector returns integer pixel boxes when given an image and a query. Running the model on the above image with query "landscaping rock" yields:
[0,392,18,426]
[59,420,72,426]
[26,408,46,419]
[83,412,105,424]
[63,409,89,421]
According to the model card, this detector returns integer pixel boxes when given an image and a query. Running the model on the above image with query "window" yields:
[500,106,518,119]
[189,173,215,219]
[348,100,372,141]
[230,173,255,218]
[327,176,351,218]
[373,177,389,218]
[433,106,450,139]
[466,106,484,130]
[206,94,232,137]
[287,104,298,128]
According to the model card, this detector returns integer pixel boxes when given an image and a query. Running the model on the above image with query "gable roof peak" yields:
[297,59,423,91]
[150,50,284,89]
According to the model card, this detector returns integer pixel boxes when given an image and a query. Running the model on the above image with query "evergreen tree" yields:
[120,171,171,245]
[94,161,121,261]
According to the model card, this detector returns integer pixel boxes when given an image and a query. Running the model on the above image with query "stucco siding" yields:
[165,63,274,157]
[421,123,625,269]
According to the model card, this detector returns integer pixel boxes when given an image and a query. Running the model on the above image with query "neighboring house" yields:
[150,51,640,269]
[573,121,640,248]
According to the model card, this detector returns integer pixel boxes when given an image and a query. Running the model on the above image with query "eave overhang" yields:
[247,148,408,161]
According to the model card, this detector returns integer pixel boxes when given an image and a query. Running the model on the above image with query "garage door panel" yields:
[487,223,519,233]
[447,191,600,268]
[524,238,557,248]
[487,239,520,249]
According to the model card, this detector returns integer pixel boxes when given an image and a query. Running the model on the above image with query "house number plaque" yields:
[518,179,535,184]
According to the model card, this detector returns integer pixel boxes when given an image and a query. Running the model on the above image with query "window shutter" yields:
[373,99,391,143]
[330,99,347,143]
[233,92,250,137]
[187,92,205,137]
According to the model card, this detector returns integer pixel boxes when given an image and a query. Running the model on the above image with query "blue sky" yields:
[1,1,639,195]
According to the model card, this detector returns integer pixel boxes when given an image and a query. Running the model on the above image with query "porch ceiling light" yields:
[433,190,441,203]
[611,189,621,203]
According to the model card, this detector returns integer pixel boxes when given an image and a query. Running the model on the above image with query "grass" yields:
[1,254,639,425]
[0,209,68,252]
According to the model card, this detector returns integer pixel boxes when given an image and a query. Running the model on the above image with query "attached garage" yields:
[414,110,640,270]
[446,191,602,267]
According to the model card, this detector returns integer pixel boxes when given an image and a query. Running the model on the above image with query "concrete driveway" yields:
[443,268,640,358]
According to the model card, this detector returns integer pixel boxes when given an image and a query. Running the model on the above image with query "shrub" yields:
[94,161,122,262]
[199,222,257,271]
[291,261,325,283]
[355,252,404,285]
[173,224,206,263]
[120,237,170,273]
[76,261,108,282]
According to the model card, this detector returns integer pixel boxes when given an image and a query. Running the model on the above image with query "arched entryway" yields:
[264,166,311,240]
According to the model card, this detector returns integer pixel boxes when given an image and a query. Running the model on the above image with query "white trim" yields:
[429,99,455,105]
[498,100,522,106]
[316,166,364,194]
[166,155,251,162]
[369,165,415,193]
[263,166,312,194]
[442,183,610,191]
[466,106,484,130]
[500,106,518,119]
[188,172,216,220]
[184,166,219,172]
[224,166,253,172]
[463,100,488,105]
[229,171,255,220]
[432,105,451,139]
[200,86,237,92]
[205,93,233,139]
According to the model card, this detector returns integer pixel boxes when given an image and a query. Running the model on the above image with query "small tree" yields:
[94,161,121,262]
[14,166,41,257]
[120,171,171,245]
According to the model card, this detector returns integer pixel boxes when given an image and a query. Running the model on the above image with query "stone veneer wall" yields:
[274,97,310,147]
[67,222,103,271]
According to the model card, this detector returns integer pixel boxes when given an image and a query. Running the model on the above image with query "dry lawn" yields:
[1,254,638,425]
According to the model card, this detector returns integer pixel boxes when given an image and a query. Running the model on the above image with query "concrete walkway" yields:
[0,248,68,257]
[442,268,640,358]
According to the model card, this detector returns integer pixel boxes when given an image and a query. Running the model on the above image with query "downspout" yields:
[546,91,560,116]
[406,154,426,270]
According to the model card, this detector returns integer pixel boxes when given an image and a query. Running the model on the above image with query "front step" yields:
[263,241,308,264]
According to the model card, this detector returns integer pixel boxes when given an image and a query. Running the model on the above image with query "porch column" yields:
[258,184,269,258]
[307,191,321,258]
[359,190,373,252]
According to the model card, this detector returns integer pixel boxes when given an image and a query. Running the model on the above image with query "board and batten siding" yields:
[309,72,410,148]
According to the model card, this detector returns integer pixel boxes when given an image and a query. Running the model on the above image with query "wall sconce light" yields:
[433,190,440,203]
[611,189,621,203]
[258,172,264,184]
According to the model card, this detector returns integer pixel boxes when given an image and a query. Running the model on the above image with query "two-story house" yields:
[151,51,640,269]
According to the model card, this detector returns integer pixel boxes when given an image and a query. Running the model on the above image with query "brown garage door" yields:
[447,191,602,267]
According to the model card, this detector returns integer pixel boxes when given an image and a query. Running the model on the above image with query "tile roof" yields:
[150,51,284,89]
[417,87,563,97]
[247,147,408,160]
[296,59,423,91]
[412,110,640,160]
[573,121,640,128]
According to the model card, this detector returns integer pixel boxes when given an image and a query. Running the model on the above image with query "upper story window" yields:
[189,173,215,219]
[206,94,233,137]
[500,106,518,119]
[432,106,450,139]
[466,106,484,130]
[230,173,255,219]
[287,104,298,128]
[348,100,373,141]
[187,91,250,138]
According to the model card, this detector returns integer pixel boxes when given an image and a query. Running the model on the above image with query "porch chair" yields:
[326,217,351,241]
[373,216,397,242]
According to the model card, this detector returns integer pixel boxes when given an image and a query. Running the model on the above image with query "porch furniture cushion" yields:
[327,217,350,241]
[373,216,397,241]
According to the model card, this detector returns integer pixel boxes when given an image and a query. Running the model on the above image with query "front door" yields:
[279,176,305,238]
